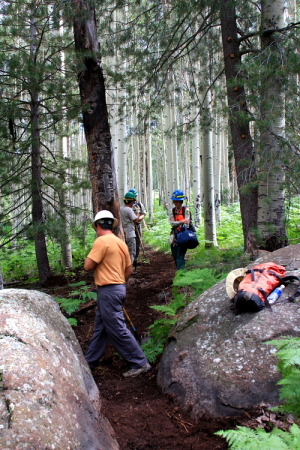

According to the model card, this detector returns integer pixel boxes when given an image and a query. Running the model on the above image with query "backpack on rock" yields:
[227,262,292,314]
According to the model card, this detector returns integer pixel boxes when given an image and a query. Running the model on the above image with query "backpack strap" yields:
[257,288,272,311]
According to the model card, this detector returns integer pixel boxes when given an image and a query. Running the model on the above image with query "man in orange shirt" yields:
[84,210,150,378]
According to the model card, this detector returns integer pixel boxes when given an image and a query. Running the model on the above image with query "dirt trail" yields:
[69,247,236,450]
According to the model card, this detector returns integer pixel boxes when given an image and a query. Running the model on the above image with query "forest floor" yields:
[41,246,261,450]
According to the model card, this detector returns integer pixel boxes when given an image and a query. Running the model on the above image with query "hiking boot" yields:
[123,362,151,378]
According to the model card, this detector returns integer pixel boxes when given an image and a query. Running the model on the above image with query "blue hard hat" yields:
[129,188,138,196]
[170,189,185,201]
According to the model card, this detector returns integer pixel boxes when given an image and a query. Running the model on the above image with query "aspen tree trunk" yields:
[30,3,51,285]
[221,1,258,249]
[73,0,122,235]
[58,21,72,269]
[171,105,179,193]
[221,127,231,205]
[118,105,127,199]
[213,124,221,224]
[192,116,201,226]
[160,109,169,208]
[257,0,287,250]
[57,136,73,269]
[141,131,148,211]
[130,100,140,190]
[183,134,190,202]
[202,91,218,247]
[147,103,153,220]
[164,106,173,207]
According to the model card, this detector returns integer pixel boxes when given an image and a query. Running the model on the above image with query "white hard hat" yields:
[225,268,247,299]
[92,210,118,230]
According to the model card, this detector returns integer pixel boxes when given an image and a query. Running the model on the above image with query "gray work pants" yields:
[126,236,136,263]
[85,284,147,369]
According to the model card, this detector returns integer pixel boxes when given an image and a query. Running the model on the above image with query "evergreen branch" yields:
[0,221,33,249]
[238,21,300,44]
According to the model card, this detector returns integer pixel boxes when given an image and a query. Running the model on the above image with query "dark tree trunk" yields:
[72,0,122,236]
[31,92,51,285]
[220,0,258,250]
[30,7,51,285]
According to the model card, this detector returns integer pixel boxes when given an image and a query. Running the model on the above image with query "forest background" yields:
[1,2,300,447]
[0,0,300,285]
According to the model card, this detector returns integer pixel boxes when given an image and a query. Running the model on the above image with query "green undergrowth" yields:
[0,226,95,283]
[141,204,246,362]
[216,424,300,450]
[267,337,300,417]
[216,337,300,448]
[55,281,97,326]
[141,267,226,362]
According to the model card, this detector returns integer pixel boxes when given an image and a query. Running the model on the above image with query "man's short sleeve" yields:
[87,238,107,264]
[130,209,137,220]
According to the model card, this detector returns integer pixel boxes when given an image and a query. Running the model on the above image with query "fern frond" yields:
[216,425,299,450]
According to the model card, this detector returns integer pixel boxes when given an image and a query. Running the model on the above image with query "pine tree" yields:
[0,0,84,283]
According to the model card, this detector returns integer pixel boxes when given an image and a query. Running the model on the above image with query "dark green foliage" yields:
[55,281,97,325]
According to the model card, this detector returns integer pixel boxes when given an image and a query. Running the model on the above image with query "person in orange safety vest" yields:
[169,190,190,270]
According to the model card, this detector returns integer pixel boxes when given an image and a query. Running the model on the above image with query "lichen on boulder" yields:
[0,289,119,450]
[157,244,300,418]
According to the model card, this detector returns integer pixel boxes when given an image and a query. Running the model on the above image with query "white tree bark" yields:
[202,90,218,247]
[257,0,287,249]
[147,101,153,220]
[57,136,73,269]
[192,118,201,226]
[213,121,221,224]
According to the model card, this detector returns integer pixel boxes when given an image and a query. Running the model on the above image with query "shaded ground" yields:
[44,247,249,450]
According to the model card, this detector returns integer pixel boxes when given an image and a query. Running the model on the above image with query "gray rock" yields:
[0,289,119,450]
[157,244,300,418]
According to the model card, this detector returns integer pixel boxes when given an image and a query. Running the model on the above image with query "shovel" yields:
[123,307,141,344]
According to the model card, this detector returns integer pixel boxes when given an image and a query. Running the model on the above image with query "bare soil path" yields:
[45,247,243,449]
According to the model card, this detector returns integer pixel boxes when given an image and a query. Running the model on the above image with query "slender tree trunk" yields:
[257,0,287,250]
[147,104,153,220]
[73,0,122,235]
[30,4,51,285]
[221,0,258,250]
[202,91,218,248]
[192,111,201,226]
[57,136,73,269]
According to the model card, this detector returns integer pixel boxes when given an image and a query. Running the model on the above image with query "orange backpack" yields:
[232,262,287,313]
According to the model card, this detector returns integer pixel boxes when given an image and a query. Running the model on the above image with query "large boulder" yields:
[157,244,300,418]
[0,289,119,450]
